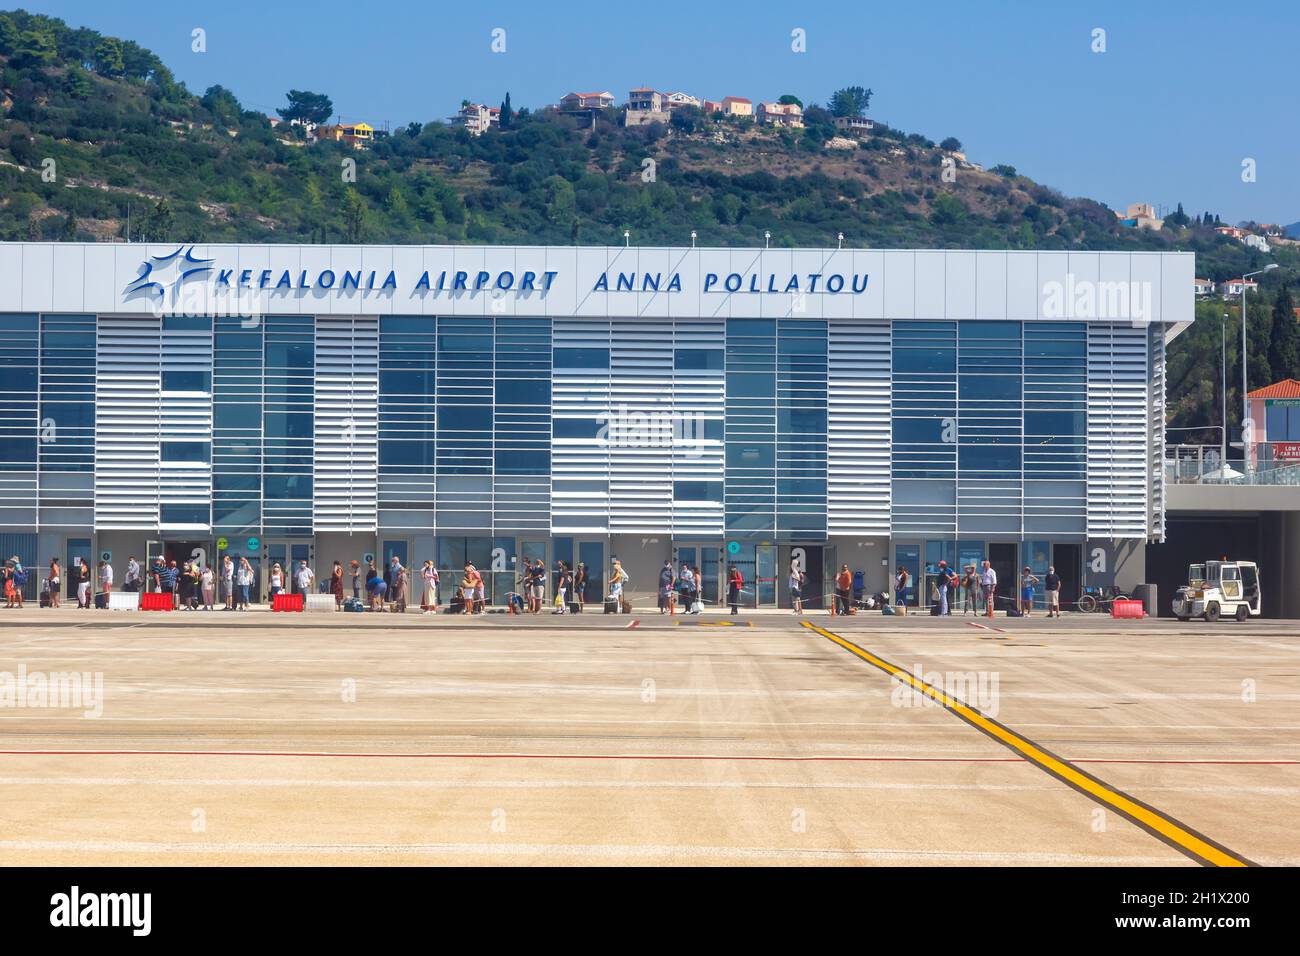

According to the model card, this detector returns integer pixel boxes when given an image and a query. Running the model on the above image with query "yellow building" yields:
[320,122,375,149]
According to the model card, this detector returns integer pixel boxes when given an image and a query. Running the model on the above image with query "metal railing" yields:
[1165,444,1300,485]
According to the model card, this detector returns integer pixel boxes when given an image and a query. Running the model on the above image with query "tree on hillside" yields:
[143,199,173,243]
[59,210,77,241]
[828,86,872,117]
[278,90,334,126]
[940,137,962,152]
[12,28,57,68]
[93,36,125,76]
[1166,202,1190,227]
[778,94,803,107]
[1268,285,1300,383]
[201,85,243,126]
[342,189,366,243]
[499,92,514,130]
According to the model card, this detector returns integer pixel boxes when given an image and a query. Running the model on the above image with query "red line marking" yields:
[0,750,1294,766]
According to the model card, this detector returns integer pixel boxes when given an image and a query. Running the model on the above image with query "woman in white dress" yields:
[421,560,440,614]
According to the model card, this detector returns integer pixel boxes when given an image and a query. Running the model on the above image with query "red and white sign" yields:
[1273,442,1300,462]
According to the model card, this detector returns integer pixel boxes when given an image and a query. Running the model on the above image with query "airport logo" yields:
[124,245,215,302]
[0,664,103,718]
[49,886,151,936]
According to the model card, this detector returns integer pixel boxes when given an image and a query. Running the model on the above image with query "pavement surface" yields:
[0,606,1297,866]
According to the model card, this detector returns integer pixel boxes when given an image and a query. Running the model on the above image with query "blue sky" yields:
[30,0,1300,226]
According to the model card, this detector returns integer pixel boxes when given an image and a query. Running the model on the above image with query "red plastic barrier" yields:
[272,592,304,612]
[1111,599,1146,619]
[140,592,174,611]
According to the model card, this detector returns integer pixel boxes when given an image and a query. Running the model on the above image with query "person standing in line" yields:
[269,562,284,602]
[934,559,953,616]
[894,565,910,616]
[350,559,362,601]
[533,559,548,614]
[98,558,113,606]
[573,562,587,613]
[555,561,571,614]
[960,565,979,615]
[200,563,215,611]
[368,562,388,612]
[834,563,853,616]
[727,564,743,616]
[691,565,703,613]
[469,563,485,614]
[980,560,998,618]
[295,560,315,600]
[331,561,345,610]
[235,557,253,610]
[185,561,202,610]
[789,562,805,615]
[76,557,92,609]
[3,560,17,609]
[658,560,674,615]
[610,559,630,613]
[221,555,235,610]
[390,556,408,613]
[1044,564,1061,619]
[458,563,475,615]
[124,555,141,593]
[1020,566,1040,616]
[47,558,61,609]
[678,563,695,612]
[163,560,181,608]
[420,560,440,614]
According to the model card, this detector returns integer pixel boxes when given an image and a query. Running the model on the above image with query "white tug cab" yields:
[1172,561,1262,622]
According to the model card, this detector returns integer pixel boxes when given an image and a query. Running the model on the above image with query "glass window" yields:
[160,504,210,525]
[161,441,211,462]
[553,418,603,439]
[553,347,610,369]
[674,480,723,501]
[674,349,724,370]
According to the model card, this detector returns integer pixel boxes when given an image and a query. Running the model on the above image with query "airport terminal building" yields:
[0,242,1192,606]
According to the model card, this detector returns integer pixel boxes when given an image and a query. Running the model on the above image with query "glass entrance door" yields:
[673,542,721,605]
[574,540,604,609]
[264,539,312,599]
[67,537,91,601]
[893,542,920,609]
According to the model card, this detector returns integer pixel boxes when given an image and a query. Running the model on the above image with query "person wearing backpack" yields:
[5,559,25,609]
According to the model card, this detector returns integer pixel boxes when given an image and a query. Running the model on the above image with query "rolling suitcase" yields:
[603,597,618,614]
[94,591,108,609]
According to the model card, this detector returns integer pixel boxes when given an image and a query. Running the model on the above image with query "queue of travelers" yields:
[8,548,1068,620]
